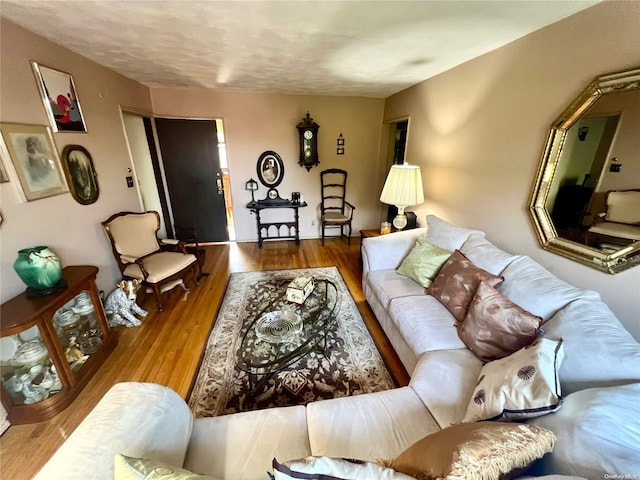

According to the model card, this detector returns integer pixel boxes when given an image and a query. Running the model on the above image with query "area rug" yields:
[188,266,396,417]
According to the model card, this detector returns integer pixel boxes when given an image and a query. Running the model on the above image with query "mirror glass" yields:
[530,67,640,273]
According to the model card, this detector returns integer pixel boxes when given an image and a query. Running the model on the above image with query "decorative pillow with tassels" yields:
[386,422,556,480]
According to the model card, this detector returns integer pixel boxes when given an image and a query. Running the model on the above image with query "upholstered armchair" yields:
[585,189,640,249]
[102,211,200,311]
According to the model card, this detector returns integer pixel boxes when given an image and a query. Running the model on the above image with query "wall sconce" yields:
[245,178,258,202]
[578,126,589,141]
[379,163,424,230]
[337,133,345,155]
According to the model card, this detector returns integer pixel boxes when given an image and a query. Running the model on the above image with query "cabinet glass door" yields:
[52,290,104,373]
[0,326,61,406]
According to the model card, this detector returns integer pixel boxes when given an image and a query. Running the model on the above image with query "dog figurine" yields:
[105,279,148,328]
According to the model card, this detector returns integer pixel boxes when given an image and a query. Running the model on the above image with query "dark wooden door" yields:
[155,118,228,242]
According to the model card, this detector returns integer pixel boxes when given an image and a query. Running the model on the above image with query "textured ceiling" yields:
[1,0,599,98]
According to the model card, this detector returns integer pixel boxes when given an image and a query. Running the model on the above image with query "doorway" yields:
[122,112,234,242]
[383,118,410,224]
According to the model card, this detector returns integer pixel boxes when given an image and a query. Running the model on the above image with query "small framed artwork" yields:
[61,144,99,205]
[0,123,68,202]
[31,61,87,133]
[256,150,285,188]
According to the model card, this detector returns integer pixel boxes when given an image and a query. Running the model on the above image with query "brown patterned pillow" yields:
[426,250,503,322]
[459,281,542,362]
[387,422,556,480]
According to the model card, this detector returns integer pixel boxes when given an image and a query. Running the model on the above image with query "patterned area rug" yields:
[188,266,396,417]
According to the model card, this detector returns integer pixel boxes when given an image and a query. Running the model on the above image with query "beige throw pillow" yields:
[388,422,556,480]
[396,236,452,288]
[463,338,564,423]
[459,281,542,362]
[114,454,218,480]
[426,250,504,322]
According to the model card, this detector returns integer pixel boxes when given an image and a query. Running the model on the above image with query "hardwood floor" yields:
[0,238,408,479]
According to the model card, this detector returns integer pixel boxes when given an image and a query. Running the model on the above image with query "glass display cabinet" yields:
[0,265,116,424]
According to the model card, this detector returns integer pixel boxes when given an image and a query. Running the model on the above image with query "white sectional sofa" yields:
[34,216,640,480]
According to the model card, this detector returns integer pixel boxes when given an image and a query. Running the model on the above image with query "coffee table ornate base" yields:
[237,278,338,396]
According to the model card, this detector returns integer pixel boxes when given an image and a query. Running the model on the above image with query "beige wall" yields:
[384,1,640,339]
[149,89,386,242]
[0,19,152,302]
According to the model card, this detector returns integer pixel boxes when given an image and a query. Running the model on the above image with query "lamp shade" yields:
[379,164,424,207]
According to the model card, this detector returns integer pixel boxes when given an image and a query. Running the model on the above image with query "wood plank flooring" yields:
[0,238,408,479]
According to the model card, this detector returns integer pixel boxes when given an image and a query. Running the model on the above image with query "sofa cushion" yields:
[396,236,452,288]
[388,422,556,480]
[425,214,485,251]
[409,349,482,428]
[463,338,564,423]
[183,406,310,480]
[460,233,523,275]
[33,383,194,480]
[541,298,640,395]
[114,454,219,479]
[459,281,542,362]
[498,256,600,322]
[306,386,440,461]
[366,269,426,309]
[272,457,414,479]
[362,227,427,273]
[528,383,640,479]
[427,250,504,322]
[388,295,466,357]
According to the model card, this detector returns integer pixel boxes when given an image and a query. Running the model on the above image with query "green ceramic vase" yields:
[13,246,62,290]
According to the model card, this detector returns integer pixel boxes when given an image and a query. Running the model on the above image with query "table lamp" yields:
[245,178,258,202]
[379,163,424,230]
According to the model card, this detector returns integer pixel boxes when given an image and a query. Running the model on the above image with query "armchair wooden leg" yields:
[321,225,325,246]
[152,284,164,312]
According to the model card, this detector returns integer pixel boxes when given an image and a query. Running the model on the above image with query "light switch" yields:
[609,164,622,173]
[126,176,134,187]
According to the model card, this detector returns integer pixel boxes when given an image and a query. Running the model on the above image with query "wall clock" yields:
[296,111,320,171]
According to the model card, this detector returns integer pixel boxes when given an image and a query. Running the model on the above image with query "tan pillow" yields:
[389,422,556,480]
[426,250,504,322]
[396,236,452,288]
[459,281,542,362]
[114,454,218,479]
[463,338,564,423]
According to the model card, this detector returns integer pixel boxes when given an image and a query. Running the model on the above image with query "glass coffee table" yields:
[237,278,338,394]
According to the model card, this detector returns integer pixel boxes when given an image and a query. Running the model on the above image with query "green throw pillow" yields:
[114,454,219,480]
[397,236,452,288]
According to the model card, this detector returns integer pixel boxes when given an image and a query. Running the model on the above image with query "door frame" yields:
[119,106,235,241]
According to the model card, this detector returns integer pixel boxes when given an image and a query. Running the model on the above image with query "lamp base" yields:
[392,213,408,230]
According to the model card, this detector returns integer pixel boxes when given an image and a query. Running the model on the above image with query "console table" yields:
[247,201,307,247]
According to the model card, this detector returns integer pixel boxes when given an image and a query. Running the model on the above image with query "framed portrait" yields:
[31,61,87,133]
[0,123,68,202]
[256,150,284,188]
[61,144,99,205]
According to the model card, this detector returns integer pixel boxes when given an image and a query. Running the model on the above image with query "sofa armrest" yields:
[362,227,426,275]
[34,383,194,480]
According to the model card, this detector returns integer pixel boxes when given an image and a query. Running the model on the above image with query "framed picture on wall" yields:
[61,144,99,205]
[0,123,68,202]
[31,61,87,133]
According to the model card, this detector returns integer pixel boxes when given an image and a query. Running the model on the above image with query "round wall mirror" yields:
[529,67,640,274]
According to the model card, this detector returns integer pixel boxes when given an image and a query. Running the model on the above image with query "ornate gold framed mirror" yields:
[529,67,640,274]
